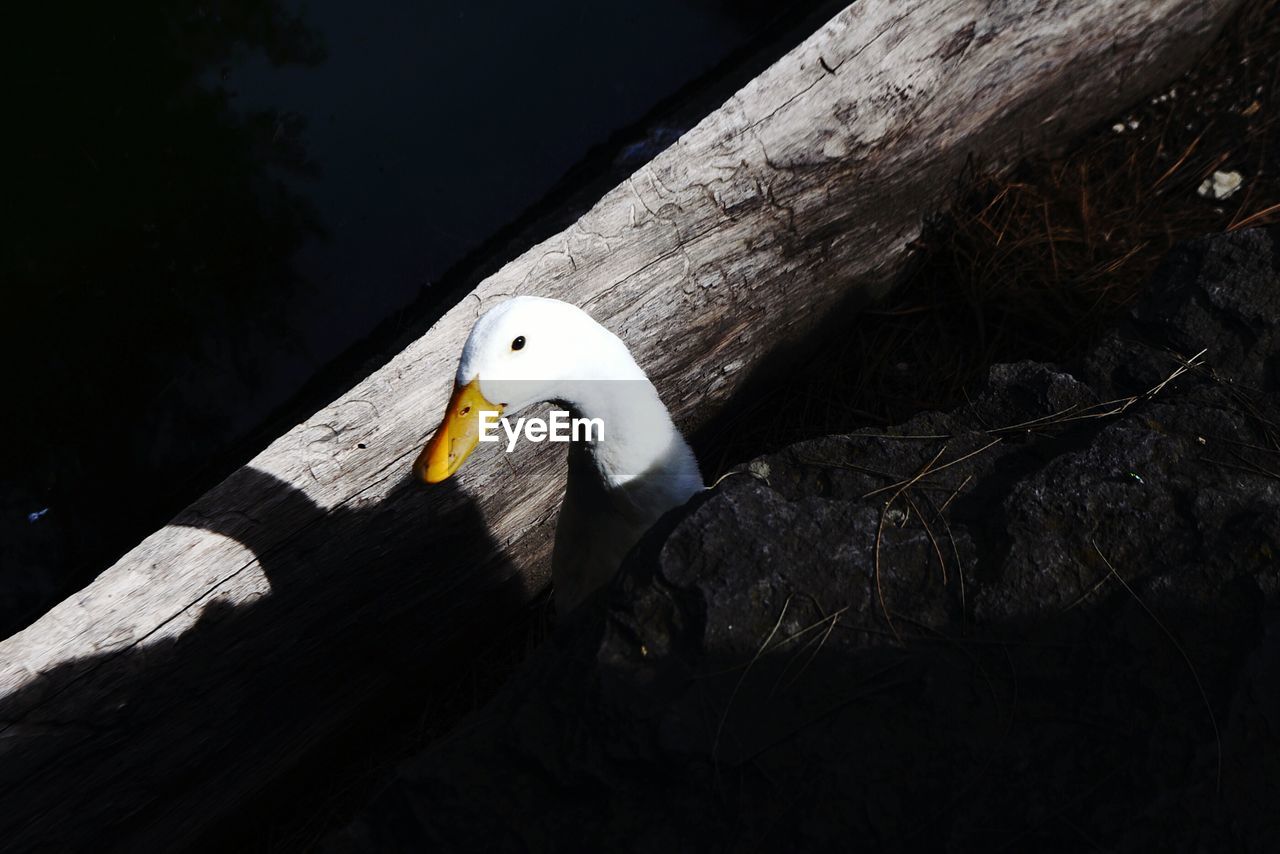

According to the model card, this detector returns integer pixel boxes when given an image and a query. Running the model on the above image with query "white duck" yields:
[415,296,703,613]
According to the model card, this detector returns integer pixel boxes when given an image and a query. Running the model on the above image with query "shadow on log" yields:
[0,473,529,850]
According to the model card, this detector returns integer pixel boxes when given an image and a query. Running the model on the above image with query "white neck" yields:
[564,374,689,488]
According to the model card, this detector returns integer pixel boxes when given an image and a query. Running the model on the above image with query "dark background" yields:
[1,0,843,637]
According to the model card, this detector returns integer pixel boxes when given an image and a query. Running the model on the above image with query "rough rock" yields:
[334,229,1280,853]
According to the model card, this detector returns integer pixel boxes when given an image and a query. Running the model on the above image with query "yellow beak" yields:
[414,378,502,483]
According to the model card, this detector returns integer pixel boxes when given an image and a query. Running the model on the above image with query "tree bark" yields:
[0,0,1242,849]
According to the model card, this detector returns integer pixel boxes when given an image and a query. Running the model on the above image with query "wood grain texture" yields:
[0,0,1241,848]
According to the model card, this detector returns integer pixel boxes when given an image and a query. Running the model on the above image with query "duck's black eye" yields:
[511,335,526,351]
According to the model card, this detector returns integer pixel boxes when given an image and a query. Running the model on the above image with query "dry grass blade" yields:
[870,445,949,639]
[1230,200,1280,230]
[862,439,1003,501]
[923,490,968,621]
[772,607,849,695]
[1092,542,1223,794]
[905,492,948,584]
[713,595,792,763]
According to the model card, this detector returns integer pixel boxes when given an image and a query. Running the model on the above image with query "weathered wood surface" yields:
[0,0,1242,848]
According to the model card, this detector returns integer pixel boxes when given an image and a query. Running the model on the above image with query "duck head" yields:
[415,296,640,483]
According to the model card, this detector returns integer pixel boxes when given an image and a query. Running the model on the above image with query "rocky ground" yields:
[327,228,1280,852]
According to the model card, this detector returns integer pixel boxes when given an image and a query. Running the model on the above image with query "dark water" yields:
[1,0,836,636]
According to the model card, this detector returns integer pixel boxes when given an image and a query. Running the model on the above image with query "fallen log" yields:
[0,0,1242,849]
